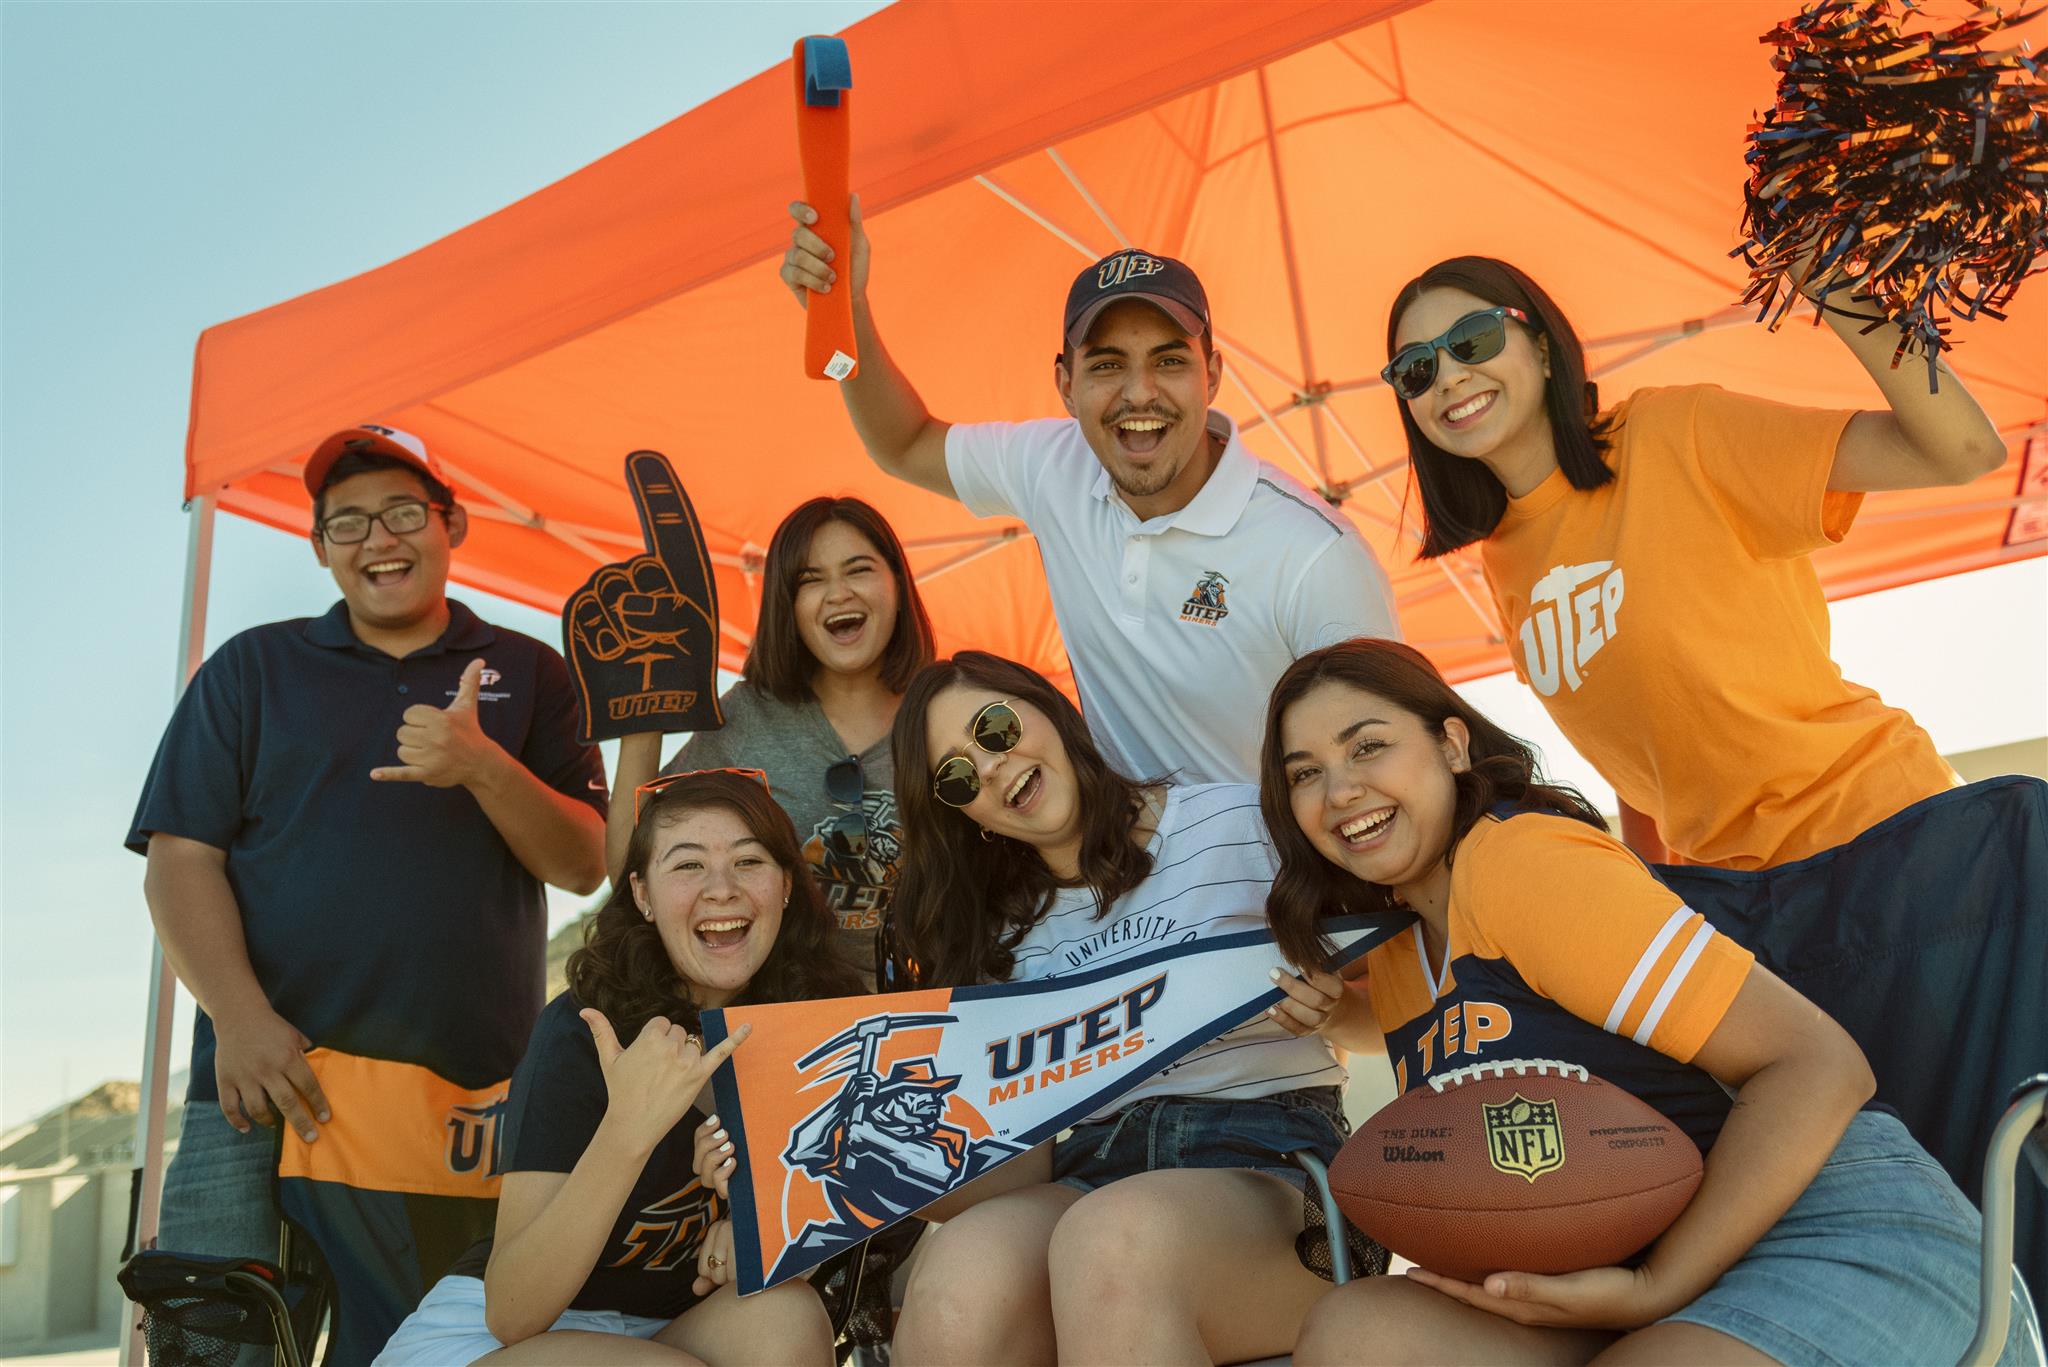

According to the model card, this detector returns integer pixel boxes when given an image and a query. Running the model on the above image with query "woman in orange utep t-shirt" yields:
[1378,255,2046,1289]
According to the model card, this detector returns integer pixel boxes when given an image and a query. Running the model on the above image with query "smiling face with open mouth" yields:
[792,519,901,681]
[1058,298,1225,519]
[922,685,1083,869]
[632,805,791,1008]
[1392,286,1556,494]
[313,467,464,643]
[1278,679,1470,914]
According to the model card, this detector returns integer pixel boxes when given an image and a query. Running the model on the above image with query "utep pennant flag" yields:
[702,915,1409,1294]
[278,1050,506,1364]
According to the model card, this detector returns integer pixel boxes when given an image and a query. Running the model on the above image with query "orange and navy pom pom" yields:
[1736,0,2047,390]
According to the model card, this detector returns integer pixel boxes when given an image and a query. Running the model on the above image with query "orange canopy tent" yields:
[176,0,2048,689]
[134,0,2047,1305]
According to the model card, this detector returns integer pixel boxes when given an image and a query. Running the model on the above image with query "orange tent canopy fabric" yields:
[185,0,2046,685]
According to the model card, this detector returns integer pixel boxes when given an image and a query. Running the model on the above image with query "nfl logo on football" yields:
[1483,1094,1565,1182]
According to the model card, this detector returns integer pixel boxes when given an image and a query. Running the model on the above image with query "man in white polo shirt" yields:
[780,200,1398,783]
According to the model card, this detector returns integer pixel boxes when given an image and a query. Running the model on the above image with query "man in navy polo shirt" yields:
[128,425,608,1300]
[779,202,1398,784]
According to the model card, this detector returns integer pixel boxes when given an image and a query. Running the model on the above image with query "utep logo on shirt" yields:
[1516,560,1626,696]
[608,1179,721,1271]
[445,1097,507,1179]
[803,791,902,932]
[1179,570,1230,626]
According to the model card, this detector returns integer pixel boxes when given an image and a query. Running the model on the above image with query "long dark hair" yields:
[743,497,936,702]
[1386,257,1614,557]
[1258,639,1604,970]
[566,770,862,1043]
[888,652,1156,988]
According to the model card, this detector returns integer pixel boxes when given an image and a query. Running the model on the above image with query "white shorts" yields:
[374,1275,671,1366]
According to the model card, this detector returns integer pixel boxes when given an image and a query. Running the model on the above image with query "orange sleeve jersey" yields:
[1362,811,1755,1153]
[1478,385,1955,869]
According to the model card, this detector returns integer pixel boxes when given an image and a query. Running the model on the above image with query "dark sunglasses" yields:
[931,701,1024,808]
[634,767,770,823]
[824,754,868,858]
[1381,305,1532,401]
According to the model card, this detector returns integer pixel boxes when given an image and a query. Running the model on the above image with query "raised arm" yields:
[604,733,664,888]
[1815,279,2009,493]
[782,196,956,499]
[144,833,330,1141]
[484,1013,747,1344]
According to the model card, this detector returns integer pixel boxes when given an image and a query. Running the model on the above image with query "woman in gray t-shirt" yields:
[606,497,935,986]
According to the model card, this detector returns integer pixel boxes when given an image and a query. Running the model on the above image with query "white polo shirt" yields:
[946,411,1399,784]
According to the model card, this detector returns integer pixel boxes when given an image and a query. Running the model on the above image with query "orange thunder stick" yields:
[795,35,856,381]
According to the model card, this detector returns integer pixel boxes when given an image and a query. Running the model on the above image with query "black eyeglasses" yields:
[931,701,1024,808]
[823,754,867,858]
[317,499,448,546]
[1381,306,1532,401]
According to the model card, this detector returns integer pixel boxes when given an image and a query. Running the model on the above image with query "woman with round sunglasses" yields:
[1381,256,2048,1279]
[1259,639,2039,1367]
[608,496,937,988]
[376,770,864,1366]
[874,650,1357,1366]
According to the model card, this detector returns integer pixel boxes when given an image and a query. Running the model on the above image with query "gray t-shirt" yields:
[662,680,899,986]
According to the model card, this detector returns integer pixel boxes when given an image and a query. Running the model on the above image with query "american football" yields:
[1330,1059,1703,1282]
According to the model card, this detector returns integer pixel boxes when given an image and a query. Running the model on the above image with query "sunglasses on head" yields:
[931,700,1024,808]
[1381,305,1532,401]
[634,767,771,823]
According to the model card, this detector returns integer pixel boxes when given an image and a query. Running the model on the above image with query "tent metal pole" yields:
[1254,68,1331,485]
[122,494,217,1367]
[1045,147,1132,249]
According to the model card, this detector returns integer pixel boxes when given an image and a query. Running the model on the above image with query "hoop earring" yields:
[978,827,995,843]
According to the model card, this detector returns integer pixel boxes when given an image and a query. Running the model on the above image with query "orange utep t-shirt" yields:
[1479,385,1954,869]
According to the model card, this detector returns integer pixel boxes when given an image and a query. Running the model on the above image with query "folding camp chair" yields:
[1961,1075,2048,1367]
[117,1237,326,1367]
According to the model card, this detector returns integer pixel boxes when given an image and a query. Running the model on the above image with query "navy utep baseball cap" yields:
[1062,248,1210,351]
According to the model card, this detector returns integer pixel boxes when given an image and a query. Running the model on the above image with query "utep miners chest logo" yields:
[1483,1094,1565,1182]
[1178,570,1230,626]
[608,1180,721,1271]
[769,1012,1023,1283]
[446,1096,507,1179]
[803,790,902,933]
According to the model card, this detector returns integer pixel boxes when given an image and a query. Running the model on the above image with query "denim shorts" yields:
[373,1275,670,1366]
[1662,1111,2043,1367]
[1050,1086,1349,1194]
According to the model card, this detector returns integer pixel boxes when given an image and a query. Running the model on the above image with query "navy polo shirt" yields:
[127,600,608,1103]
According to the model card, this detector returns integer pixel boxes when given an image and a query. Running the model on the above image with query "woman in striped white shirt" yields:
[881,650,1354,1366]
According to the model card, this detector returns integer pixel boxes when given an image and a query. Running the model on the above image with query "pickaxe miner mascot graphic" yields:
[562,451,724,743]
[770,1013,1022,1280]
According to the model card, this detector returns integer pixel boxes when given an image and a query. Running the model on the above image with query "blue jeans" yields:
[1664,1112,2043,1367]
[1050,1086,1349,1193]
[157,1103,286,1367]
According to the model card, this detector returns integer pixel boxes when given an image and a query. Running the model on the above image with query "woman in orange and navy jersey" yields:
[1259,639,2039,1367]
[1377,256,2046,1282]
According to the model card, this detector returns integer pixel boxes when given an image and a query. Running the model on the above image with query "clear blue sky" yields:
[2,1,2042,1132]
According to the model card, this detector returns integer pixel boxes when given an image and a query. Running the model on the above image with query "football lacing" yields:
[1426,1058,1591,1093]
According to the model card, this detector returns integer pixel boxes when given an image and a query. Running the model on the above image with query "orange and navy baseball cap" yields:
[303,424,449,497]
[1062,248,1210,350]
